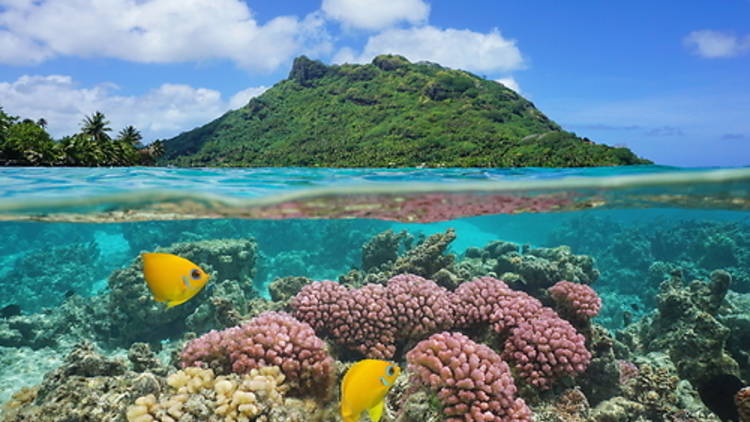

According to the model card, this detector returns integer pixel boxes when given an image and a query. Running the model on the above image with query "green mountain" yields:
[162,55,651,167]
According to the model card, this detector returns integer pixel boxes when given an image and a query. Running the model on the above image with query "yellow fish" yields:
[340,359,401,422]
[141,253,210,308]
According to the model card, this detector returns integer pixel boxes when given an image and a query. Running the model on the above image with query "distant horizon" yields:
[1,0,748,167]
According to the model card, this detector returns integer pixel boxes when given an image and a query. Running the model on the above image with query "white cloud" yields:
[322,0,429,31]
[338,26,524,73]
[0,74,268,141]
[0,0,327,71]
[332,46,358,64]
[0,30,52,64]
[683,30,750,58]
[229,86,270,110]
[495,77,520,93]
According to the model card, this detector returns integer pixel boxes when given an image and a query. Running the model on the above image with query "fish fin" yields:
[339,404,357,422]
[166,296,191,308]
[368,399,385,422]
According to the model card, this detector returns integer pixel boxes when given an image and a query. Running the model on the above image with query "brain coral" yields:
[407,331,532,422]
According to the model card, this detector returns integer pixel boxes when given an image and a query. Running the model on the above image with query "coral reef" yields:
[2,218,746,422]
[0,294,112,349]
[1,342,164,422]
[575,325,621,406]
[292,273,595,396]
[406,331,532,421]
[180,312,335,397]
[457,241,599,296]
[361,229,412,272]
[118,218,388,290]
[340,229,458,288]
[589,353,721,422]
[452,276,544,332]
[1,240,108,313]
[549,216,750,329]
[267,276,313,303]
[618,270,741,388]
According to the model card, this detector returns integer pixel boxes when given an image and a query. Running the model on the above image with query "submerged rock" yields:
[107,238,259,345]
[2,342,161,422]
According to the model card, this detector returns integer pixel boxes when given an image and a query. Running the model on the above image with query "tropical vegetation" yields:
[0,107,164,166]
[161,55,651,167]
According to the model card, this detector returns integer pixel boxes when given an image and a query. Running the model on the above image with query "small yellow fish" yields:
[340,359,401,422]
[141,253,210,308]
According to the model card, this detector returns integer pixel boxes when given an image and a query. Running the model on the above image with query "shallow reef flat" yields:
[0,219,748,421]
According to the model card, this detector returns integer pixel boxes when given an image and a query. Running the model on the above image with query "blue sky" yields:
[0,0,748,166]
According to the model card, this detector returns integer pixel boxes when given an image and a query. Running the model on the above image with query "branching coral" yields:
[407,332,532,422]
[293,274,596,394]
[387,274,454,339]
[502,309,592,390]
[180,312,334,396]
[549,280,602,322]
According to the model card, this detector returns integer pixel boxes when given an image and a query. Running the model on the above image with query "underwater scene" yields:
[0,166,749,422]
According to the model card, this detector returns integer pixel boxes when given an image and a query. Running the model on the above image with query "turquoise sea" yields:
[0,165,749,422]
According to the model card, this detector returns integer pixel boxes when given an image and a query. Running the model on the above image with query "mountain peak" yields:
[162,56,650,167]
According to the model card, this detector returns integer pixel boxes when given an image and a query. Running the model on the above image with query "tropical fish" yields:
[340,359,401,422]
[141,253,210,308]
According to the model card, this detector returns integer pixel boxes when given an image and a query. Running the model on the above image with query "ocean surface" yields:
[0,165,748,422]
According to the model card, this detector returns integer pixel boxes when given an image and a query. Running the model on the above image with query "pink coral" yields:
[344,283,398,358]
[387,274,454,338]
[737,386,750,422]
[548,280,601,321]
[502,309,591,390]
[407,332,532,422]
[180,311,334,395]
[617,360,639,385]
[292,275,454,359]
[292,281,397,358]
[289,280,348,334]
[490,290,545,334]
[289,275,594,392]
[453,277,544,333]
[452,276,513,328]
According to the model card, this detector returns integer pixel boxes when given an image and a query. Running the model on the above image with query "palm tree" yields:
[81,111,112,143]
[61,134,105,166]
[116,125,143,148]
[149,140,165,158]
[36,118,47,129]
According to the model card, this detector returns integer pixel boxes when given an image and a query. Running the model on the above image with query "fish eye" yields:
[190,269,202,280]
[386,365,395,377]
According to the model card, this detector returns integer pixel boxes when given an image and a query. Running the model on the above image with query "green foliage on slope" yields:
[163,55,651,167]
